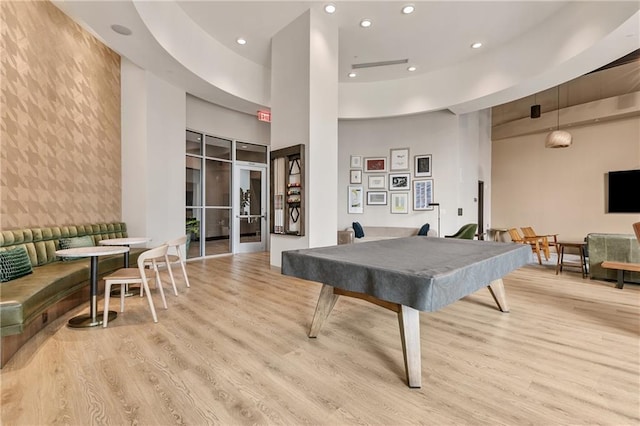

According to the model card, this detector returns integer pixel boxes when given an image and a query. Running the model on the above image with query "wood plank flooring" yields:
[1,252,639,425]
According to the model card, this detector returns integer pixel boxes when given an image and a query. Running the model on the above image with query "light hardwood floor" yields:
[1,252,638,425]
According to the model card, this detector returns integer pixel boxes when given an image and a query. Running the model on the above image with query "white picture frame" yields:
[390,148,410,171]
[389,173,410,191]
[390,192,409,214]
[414,154,432,177]
[350,169,362,184]
[350,155,362,169]
[348,185,364,214]
[368,174,386,189]
[413,179,434,210]
[367,191,387,205]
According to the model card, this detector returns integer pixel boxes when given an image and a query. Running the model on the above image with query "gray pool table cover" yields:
[281,237,531,312]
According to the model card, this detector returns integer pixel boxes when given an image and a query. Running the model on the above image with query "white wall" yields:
[121,59,185,246]
[121,59,148,239]
[492,116,640,241]
[338,110,492,237]
[186,95,270,145]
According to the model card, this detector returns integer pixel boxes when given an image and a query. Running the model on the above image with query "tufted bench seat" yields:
[0,222,144,367]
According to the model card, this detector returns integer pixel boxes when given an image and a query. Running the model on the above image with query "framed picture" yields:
[390,192,409,214]
[414,154,432,177]
[368,174,386,189]
[390,148,410,171]
[350,169,362,184]
[367,191,387,205]
[364,157,387,173]
[350,155,362,169]
[389,173,410,190]
[348,185,364,214]
[413,179,434,210]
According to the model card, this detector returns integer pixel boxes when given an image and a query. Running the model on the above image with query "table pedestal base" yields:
[68,311,117,328]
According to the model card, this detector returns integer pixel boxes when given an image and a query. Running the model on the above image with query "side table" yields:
[556,241,588,278]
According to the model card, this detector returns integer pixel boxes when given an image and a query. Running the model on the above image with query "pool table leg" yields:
[487,279,510,313]
[308,284,339,338]
[398,305,422,388]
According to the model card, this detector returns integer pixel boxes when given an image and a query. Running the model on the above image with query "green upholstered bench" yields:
[587,233,640,285]
[0,222,144,368]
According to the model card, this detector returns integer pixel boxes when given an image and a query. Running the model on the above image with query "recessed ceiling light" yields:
[110,24,132,36]
[471,42,483,49]
[324,3,336,14]
[348,72,357,78]
[236,37,247,45]
[360,19,372,28]
[407,66,417,72]
[402,4,415,14]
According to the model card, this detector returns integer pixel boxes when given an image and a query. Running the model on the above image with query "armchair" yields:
[445,223,478,240]
[521,226,558,259]
[508,228,543,265]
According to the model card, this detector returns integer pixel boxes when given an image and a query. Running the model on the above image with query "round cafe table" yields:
[99,237,150,296]
[99,237,151,267]
[55,245,129,328]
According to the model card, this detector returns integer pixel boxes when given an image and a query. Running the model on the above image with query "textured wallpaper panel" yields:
[0,0,121,229]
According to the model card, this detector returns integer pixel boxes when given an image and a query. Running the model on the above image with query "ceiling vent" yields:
[352,59,409,69]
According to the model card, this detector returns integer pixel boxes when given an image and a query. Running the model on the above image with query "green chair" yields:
[445,223,478,240]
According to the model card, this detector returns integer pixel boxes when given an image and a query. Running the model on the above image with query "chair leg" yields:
[142,279,158,322]
[179,257,190,288]
[165,255,178,296]
[153,262,168,309]
[532,243,542,265]
[542,240,550,260]
[120,283,126,312]
[103,281,112,327]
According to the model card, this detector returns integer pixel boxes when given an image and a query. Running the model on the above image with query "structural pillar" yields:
[270,9,339,267]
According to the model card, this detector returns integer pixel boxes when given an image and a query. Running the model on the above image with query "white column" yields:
[121,58,186,246]
[270,10,339,267]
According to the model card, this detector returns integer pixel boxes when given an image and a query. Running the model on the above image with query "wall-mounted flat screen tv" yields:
[607,169,640,213]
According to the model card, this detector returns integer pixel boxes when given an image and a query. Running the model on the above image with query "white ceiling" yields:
[52,1,640,118]
[177,1,565,83]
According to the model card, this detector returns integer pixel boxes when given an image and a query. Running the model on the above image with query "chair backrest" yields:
[165,235,188,248]
[137,244,169,271]
[633,222,640,244]
[457,223,478,239]
[508,228,523,243]
[521,227,536,238]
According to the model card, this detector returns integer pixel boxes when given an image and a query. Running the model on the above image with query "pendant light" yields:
[530,93,541,118]
[545,84,572,148]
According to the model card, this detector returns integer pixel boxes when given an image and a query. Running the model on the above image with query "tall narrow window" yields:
[185,131,232,258]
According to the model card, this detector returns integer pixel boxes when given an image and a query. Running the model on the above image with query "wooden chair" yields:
[508,228,543,265]
[521,227,558,260]
[102,244,169,327]
[144,235,191,295]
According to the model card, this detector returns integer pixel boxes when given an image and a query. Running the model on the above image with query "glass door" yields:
[234,164,267,253]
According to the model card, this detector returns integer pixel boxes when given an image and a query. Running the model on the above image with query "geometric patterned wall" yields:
[0,0,121,230]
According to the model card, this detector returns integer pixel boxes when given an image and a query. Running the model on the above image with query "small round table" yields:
[556,241,588,278]
[99,237,150,296]
[55,246,129,328]
[99,237,150,267]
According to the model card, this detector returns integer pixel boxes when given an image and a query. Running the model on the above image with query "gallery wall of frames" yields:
[347,148,434,215]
